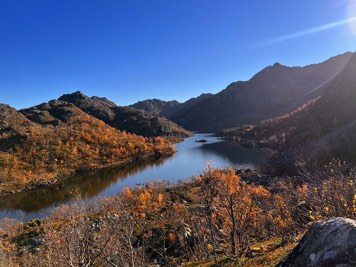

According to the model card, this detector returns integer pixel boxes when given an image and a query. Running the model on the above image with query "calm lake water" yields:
[0,133,271,220]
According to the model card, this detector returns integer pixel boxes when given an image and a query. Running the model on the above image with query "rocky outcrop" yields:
[0,104,39,150]
[20,100,81,125]
[278,217,356,267]
[130,99,180,115]
[59,91,117,122]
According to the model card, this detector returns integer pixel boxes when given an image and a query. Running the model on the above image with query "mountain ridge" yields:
[221,53,356,173]
[57,91,191,138]
[170,52,353,132]
[131,52,353,133]
[130,99,180,115]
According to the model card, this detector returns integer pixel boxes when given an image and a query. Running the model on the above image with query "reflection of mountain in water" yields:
[198,140,270,168]
[0,157,167,213]
[0,134,271,220]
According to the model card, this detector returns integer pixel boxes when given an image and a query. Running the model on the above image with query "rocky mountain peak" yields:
[58,91,90,105]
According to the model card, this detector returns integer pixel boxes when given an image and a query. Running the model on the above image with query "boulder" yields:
[278,217,356,267]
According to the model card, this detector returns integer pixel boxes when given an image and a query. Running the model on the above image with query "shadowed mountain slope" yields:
[167,52,353,132]
[222,53,356,173]
[130,99,180,115]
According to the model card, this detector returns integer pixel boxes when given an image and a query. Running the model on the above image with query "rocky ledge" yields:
[278,217,356,267]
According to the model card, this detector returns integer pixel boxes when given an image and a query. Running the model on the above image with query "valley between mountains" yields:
[0,51,355,266]
[1,51,356,194]
[134,51,356,174]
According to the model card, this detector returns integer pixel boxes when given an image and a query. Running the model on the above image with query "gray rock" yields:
[278,217,356,267]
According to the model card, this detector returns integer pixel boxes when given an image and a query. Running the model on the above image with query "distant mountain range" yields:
[131,99,180,115]
[1,51,355,180]
[221,52,356,173]
[130,51,356,172]
[130,93,214,118]
[132,52,353,132]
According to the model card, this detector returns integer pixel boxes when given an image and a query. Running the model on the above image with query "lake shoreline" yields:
[0,133,272,220]
[0,150,175,199]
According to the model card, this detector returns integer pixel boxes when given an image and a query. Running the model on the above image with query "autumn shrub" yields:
[5,163,355,266]
[301,160,356,221]
[198,166,274,257]
[0,218,18,266]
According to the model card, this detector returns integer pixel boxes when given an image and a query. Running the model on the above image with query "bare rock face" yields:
[278,217,356,267]
[130,99,180,115]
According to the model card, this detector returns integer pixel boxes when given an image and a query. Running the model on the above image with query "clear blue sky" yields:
[0,0,355,109]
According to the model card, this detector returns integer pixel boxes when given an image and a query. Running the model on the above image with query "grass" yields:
[181,237,301,267]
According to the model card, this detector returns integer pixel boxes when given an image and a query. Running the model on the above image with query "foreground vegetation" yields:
[0,161,354,266]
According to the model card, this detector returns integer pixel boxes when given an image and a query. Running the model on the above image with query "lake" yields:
[0,133,271,220]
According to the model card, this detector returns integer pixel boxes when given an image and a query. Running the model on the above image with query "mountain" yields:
[20,100,86,126]
[161,93,213,117]
[132,93,214,118]
[0,99,177,195]
[130,93,215,118]
[166,52,353,132]
[130,99,180,115]
[0,91,191,195]
[58,91,191,138]
[222,53,356,173]
[0,104,39,150]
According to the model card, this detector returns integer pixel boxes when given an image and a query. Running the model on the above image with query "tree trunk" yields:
[229,195,236,256]
[207,198,218,266]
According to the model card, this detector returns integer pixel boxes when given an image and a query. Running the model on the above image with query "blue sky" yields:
[0,0,355,109]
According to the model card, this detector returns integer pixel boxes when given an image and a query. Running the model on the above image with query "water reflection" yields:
[199,140,270,168]
[0,158,167,219]
[0,134,271,220]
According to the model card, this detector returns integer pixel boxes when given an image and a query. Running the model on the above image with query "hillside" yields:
[131,93,214,118]
[222,53,356,173]
[1,164,354,266]
[130,99,180,115]
[162,93,214,117]
[0,101,176,195]
[166,52,353,132]
[59,91,191,138]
